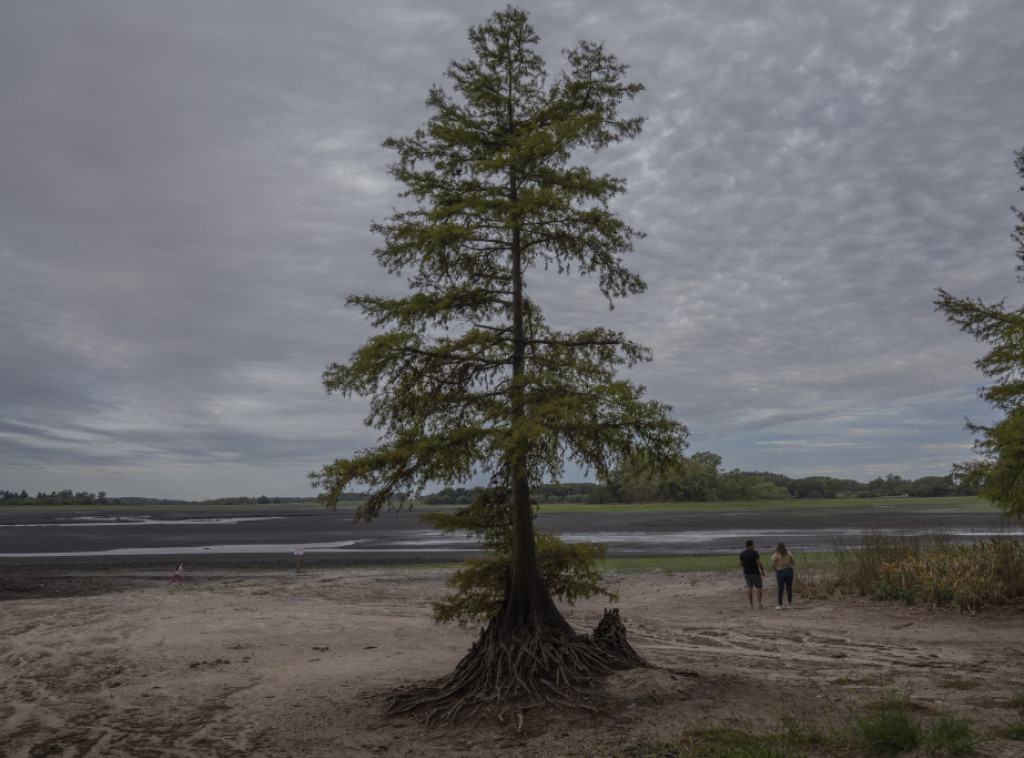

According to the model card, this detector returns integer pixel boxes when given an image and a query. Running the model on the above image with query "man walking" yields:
[740,540,766,610]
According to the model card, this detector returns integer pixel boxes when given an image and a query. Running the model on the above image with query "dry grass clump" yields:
[804,533,1024,612]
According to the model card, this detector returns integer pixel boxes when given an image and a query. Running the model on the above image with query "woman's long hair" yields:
[775,542,788,556]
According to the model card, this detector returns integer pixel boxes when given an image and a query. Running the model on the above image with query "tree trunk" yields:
[500,472,576,637]
[501,182,571,635]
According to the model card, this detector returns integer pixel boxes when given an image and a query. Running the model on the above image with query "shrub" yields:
[1011,689,1024,712]
[923,713,977,756]
[1005,719,1024,740]
[854,692,921,755]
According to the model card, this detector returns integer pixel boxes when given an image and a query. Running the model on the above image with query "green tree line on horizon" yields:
[0,490,342,506]
[1,460,975,508]
[421,452,976,504]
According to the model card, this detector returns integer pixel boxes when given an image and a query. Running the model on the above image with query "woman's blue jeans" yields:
[776,566,794,605]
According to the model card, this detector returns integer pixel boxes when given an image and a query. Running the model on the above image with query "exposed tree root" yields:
[387,608,649,725]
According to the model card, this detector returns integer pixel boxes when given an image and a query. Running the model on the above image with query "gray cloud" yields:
[1,0,1022,498]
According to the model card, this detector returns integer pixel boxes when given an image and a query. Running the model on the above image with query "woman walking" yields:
[770,543,795,609]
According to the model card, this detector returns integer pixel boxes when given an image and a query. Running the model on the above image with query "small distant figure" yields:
[739,539,767,610]
[169,563,184,585]
[771,542,796,609]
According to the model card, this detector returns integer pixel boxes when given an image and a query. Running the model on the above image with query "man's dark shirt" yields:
[739,548,761,575]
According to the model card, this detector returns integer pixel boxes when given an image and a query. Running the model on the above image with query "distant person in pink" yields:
[169,563,184,585]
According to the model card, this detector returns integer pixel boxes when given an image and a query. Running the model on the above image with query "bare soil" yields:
[2,566,1023,757]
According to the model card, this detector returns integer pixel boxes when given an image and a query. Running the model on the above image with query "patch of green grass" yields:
[1011,689,1024,712]
[601,552,835,574]
[941,678,981,691]
[777,713,840,753]
[855,692,922,755]
[624,692,992,758]
[625,709,848,758]
[855,709,920,754]
[628,726,807,758]
[1005,719,1024,740]
[923,712,977,756]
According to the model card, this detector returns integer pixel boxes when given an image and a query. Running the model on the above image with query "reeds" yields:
[817,532,1024,612]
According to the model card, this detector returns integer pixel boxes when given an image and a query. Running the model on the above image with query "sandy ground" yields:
[2,566,1024,757]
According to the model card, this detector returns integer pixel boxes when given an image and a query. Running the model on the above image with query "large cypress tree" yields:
[313,6,687,720]
[936,147,1024,519]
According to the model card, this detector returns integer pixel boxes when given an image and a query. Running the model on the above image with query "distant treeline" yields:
[2,457,976,507]
[424,454,976,504]
[0,489,360,507]
[419,475,972,506]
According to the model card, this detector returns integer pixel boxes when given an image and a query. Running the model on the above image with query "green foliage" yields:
[0,490,338,507]
[716,471,792,501]
[311,6,689,635]
[1006,720,1024,740]
[856,709,919,754]
[613,451,722,502]
[423,488,615,625]
[953,407,1024,518]
[922,713,977,756]
[935,147,1024,519]
[855,691,922,755]
[430,532,615,626]
[905,476,967,498]
[0,489,109,506]
[311,6,686,526]
[605,460,973,503]
[420,482,612,505]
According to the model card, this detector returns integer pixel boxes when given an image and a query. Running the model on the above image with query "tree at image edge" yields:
[936,147,1024,520]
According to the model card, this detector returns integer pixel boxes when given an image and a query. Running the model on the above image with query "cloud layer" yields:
[2,0,1022,498]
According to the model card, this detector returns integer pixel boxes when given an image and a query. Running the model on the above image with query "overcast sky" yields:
[2,1,1023,500]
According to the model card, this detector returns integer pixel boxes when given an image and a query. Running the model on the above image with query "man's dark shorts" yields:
[743,572,763,589]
